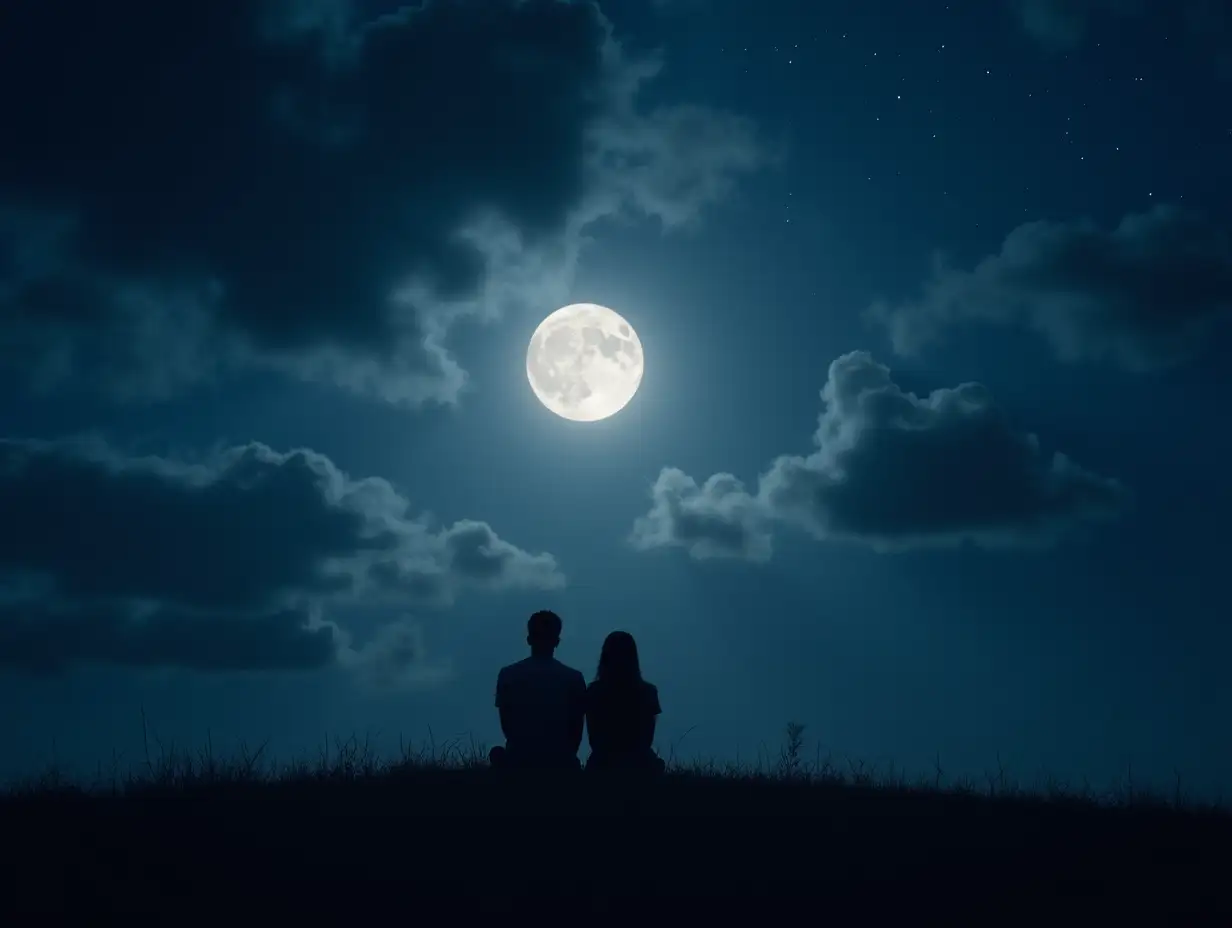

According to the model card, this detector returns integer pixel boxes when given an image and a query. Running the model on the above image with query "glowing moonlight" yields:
[527,303,644,422]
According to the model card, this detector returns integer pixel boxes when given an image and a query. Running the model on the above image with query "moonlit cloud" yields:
[632,469,772,562]
[632,352,1130,560]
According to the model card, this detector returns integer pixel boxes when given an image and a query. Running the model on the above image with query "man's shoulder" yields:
[498,656,536,679]
[550,658,586,685]
[500,656,583,684]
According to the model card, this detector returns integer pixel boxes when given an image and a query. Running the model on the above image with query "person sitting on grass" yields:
[584,630,666,775]
[489,610,587,772]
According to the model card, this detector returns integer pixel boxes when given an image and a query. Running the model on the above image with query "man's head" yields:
[526,609,562,655]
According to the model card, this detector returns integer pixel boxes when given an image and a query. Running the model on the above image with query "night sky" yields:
[1,0,1230,799]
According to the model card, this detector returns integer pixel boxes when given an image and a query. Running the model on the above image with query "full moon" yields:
[526,303,644,422]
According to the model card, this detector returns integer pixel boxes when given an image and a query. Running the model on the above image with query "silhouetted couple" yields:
[489,610,666,775]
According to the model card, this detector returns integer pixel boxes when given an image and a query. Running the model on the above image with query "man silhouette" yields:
[489,610,586,771]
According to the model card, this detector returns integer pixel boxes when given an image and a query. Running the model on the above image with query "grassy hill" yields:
[2,727,1229,920]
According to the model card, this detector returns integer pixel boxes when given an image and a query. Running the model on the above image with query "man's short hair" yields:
[527,609,562,642]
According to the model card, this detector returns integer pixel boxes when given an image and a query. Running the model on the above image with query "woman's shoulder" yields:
[586,678,658,700]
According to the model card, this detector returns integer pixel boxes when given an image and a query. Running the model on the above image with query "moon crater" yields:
[527,303,644,422]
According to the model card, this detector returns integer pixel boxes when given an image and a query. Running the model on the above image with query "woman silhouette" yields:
[584,631,665,774]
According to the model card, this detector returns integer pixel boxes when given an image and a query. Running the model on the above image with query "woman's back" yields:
[586,630,664,773]
[585,678,661,768]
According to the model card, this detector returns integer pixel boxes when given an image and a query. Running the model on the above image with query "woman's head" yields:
[596,630,642,685]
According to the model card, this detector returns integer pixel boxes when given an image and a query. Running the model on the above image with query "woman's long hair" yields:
[595,630,642,686]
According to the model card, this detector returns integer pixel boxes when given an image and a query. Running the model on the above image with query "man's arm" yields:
[498,706,513,741]
[495,670,512,741]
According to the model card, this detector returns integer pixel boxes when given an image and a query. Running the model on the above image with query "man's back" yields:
[495,655,586,765]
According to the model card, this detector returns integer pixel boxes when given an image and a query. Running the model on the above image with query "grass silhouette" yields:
[2,720,1229,919]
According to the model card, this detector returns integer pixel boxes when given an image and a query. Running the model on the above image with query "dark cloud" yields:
[0,440,368,611]
[0,0,763,405]
[632,352,1129,558]
[759,353,1130,550]
[0,602,334,675]
[869,206,1232,372]
[0,438,563,674]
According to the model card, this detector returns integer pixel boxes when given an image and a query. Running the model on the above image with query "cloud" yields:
[0,438,563,674]
[0,0,765,406]
[632,352,1129,559]
[365,517,565,601]
[336,619,454,693]
[631,469,772,562]
[1009,0,1232,73]
[759,353,1130,550]
[868,206,1232,372]
[1008,0,1144,50]
[0,601,335,675]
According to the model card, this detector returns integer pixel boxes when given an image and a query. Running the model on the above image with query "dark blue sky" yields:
[1,0,1229,799]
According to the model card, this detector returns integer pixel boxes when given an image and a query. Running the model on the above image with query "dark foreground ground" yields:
[2,748,1230,922]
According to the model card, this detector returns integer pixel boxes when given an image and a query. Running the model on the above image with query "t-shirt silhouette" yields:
[585,678,661,767]
[494,655,586,765]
